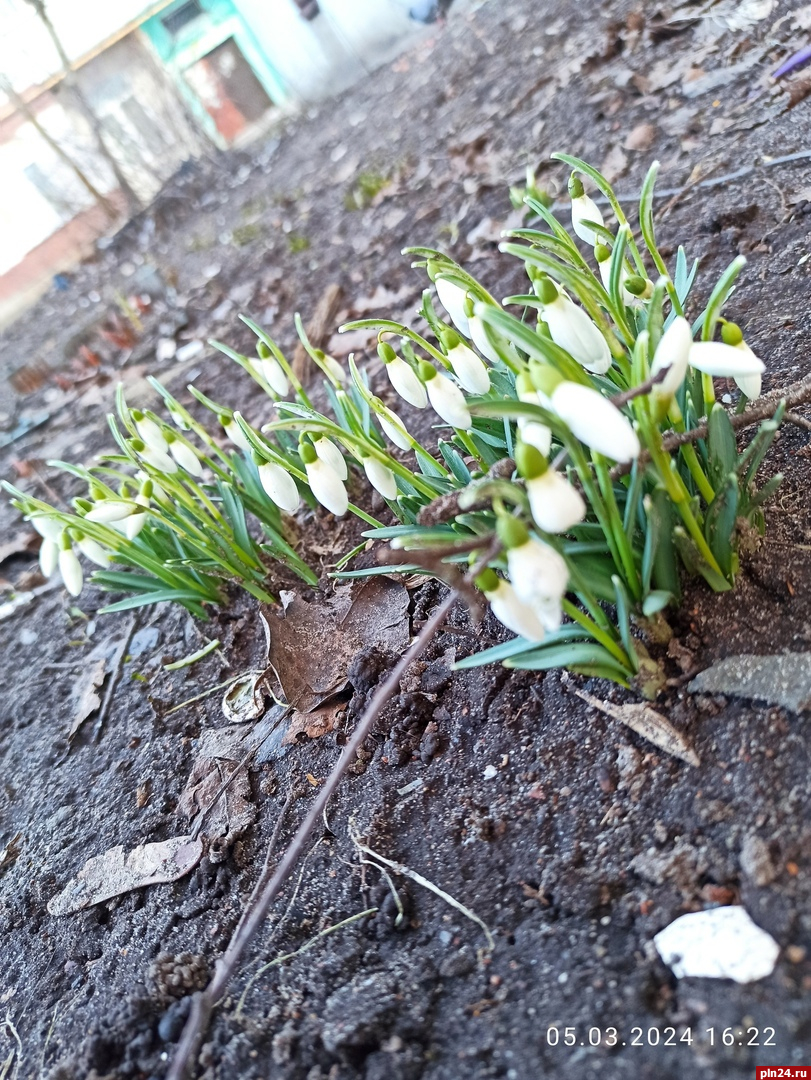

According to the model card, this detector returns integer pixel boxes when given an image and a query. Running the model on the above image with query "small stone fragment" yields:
[654,907,780,983]
[740,834,777,887]
[689,654,811,713]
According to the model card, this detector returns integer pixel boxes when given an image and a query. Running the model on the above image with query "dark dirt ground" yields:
[1,0,811,1077]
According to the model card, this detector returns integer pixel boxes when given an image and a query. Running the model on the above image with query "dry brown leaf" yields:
[176,756,256,842]
[600,145,628,185]
[69,657,107,738]
[47,835,203,915]
[346,284,417,316]
[0,833,22,872]
[624,122,656,152]
[260,578,409,715]
[574,689,700,767]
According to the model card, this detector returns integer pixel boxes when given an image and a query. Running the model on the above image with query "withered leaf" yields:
[574,689,700,766]
[69,657,107,738]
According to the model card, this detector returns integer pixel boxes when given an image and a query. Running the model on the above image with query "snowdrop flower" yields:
[549,379,641,463]
[650,316,693,401]
[440,328,490,394]
[536,277,612,375]
[39,536,59,577]
[469,311,503,365]
[516,442,586,534]
[256,341,290,396]
[314,436,348,480]
[131,438,178,474]
[515,371,552,456]
[418,361,471,429]
[124,510,148,540]
[373,400,411,450]
[300,442,348,517]
[314,349,346,385]
[85,500,136,524]
[131,410,169,455]
[428,263,471,337]
[594,242,637,306]
[720,323,763,399]
[75,535,112,568]
[477,568,546,643]
[378,342,428,409]
[30,515,63,542]
[363,456,398,500]
[165,433,203,477]
[496,515,568,632]
[569,174,605,247]
[58,537,83,596]
[222,416,253,454]
[258,460,300,514]
[688,326,766,381]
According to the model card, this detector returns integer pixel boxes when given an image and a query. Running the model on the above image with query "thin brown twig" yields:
[166,541,500,1080]
[609,374,811,480]
[785,409,811,432]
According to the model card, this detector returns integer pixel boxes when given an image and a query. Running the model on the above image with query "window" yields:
[160,1,203,36]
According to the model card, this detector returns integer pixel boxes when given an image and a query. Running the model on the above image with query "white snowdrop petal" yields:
[39,538,59,577]
[447,343,490,395]
[517,417,552,456]
[735,371,762,400]
[169,441,203,476]
[387,357,428,409]
[571,194,605,247]
[654,907,779,984]
[363,458,398,501]
[139,446,178,473]
[224,421,253,454]
[125,512,148,540]
[435,277,471,337]
[30,516,64,542]
[136,417,169,455]
[651,316,693,399]
[468,314,504,365]
[85,501,135,524]
[506,538,569,612]
[486,580,546,643]
[378,411,411,450]
[689,341,766,378]
[58,547,84,596]
[315,437,348,480]
[526,471,586,534]
[259,462,300,514]
[543,294,612,375]
[76,537,112,568]
[306,458,348,517]
[551,382,640,463]
[426,374,472,429]
[261,358,290,397]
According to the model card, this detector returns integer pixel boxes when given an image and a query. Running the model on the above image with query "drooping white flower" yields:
[468,314,502,365]
[516,373,552,455]
[223,417,253,454]
[258,461,300,514]
[434,276,471,337]
[58,544,83,596]
[526,469,586,534]
[304,454,349,517]
[444,333,490,395]
[537,279,612,375]
[30,515,64,542]
[376,405,411,450]
[383,353,428,409]
[735,364,762,401]
[550,381,640,463]
[688,341,766,379]
[258,356,289,397]
[316,350,346,385]
[167,438,204,477]
[76,536,112,568]
[314,437,348,480]
[85,500,135,524]
[421,363,472,429]
[481,573,546,643]
[506,536,568,632]
[136,441,178,474]
[569,174,606,247]
[133,412,169,455]
[651,316,693,400]
[125,510,148,540]
[39,537,59,577]
[363,456,398,500]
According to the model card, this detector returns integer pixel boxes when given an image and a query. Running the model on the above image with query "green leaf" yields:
[505,641,633,680]
[707,404,737,491]
[612,575,639,673]
[646,489,681,600]
[704,473,739,578]
[453,625,592,670]
[673,526,732,592]
[642,590,673,616]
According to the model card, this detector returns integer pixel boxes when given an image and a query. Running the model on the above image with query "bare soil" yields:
[1,1,810,1078]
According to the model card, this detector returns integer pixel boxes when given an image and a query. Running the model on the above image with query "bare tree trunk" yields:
[0,73,118,220]
[24,0,142,215]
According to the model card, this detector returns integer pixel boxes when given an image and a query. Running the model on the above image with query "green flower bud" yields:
[439,327,462,352]
[568,173,585,200]
[378,341,397,365]
[496,513,530,551]
[475,567,500,593]
[721,322,743,346]
[594,243,611,264]
[131,409,145,421]
[463,296,475,318]
[140,478,153,499]
[535,277,559,305]
[426,259,442,282]
[624,276,648,297]
[417,360,436,383]
[130,438,146,453]
[299,441,317,465]
[515,371,535,398]
[528,361,563,398]
[257,341,271,359]
[515,441,548,480]
[75,498,92,513]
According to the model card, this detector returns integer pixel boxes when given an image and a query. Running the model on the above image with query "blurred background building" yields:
[0,0,419,323]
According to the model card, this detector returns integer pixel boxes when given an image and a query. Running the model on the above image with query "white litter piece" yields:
[654,906,780,983]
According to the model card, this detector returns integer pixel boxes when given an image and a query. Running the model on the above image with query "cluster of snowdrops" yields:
[5,155,783,694]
